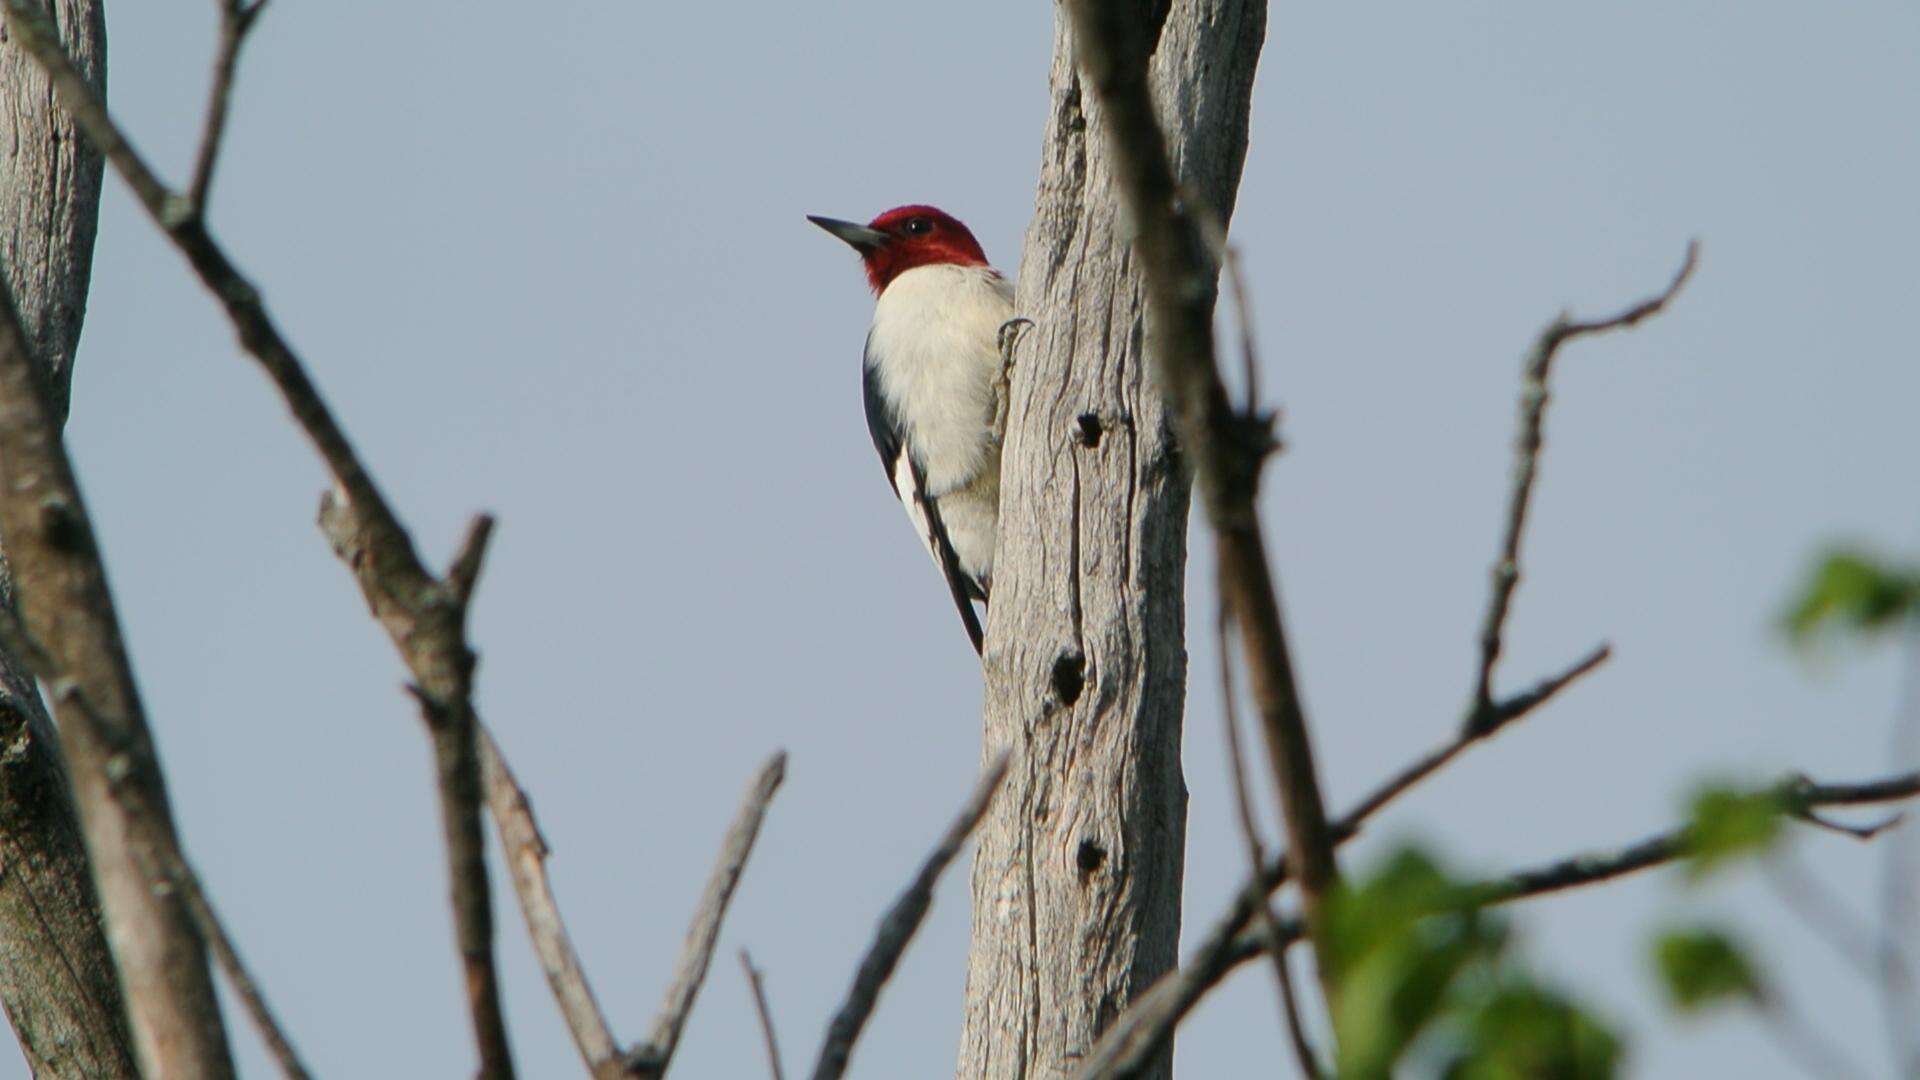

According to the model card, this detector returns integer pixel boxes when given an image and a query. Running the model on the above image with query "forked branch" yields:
[1469,243,1699,727]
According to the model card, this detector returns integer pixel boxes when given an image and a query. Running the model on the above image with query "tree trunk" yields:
[0,2,138,1076]
[959,2,1266,1077]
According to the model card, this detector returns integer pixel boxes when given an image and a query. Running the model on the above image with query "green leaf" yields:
[1324,848,1466,967]
[1336,917,1499,1077]
[1782,548,1920,644]
[1442,980,1623,1080]
[1681,784,1786,880]
[1651,927,1764,1012]
[1326,847,1507,1078]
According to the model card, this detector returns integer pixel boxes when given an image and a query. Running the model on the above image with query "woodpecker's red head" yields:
[808,205,990,295]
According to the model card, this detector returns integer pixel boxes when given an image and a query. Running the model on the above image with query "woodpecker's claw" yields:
[997,317,1034,368]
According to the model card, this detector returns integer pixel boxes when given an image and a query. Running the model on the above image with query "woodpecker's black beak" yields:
[808,215,889,252]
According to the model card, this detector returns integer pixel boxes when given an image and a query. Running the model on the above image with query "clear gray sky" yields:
[16,2,1919,1076]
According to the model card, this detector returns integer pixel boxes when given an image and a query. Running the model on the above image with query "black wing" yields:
[861,345,904,483]
[863,356,986,654]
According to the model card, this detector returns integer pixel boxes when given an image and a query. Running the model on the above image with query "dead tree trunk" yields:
[0,3,139,1077]
[959,2,1266,1076]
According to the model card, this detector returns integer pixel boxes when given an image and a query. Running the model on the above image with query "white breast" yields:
[866,264,1015,498]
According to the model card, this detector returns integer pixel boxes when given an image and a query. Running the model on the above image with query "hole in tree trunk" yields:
[1074,412,1104,447]
[1050,649,1086,707]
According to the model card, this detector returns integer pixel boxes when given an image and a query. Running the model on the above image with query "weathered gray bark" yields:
[959,2,1266,1077]
[0,0,102,426]
[0,3,138,1077]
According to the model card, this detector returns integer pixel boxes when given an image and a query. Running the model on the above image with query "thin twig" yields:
[1797,807,1904,841]
[810,752,1011,1080]
[144,848,312,1080]
[1064,0,1343,1001]
[739,949,786,1080]
[1073,766,1920,1079]
[187,0,269,213]
[1468,243,1699,726]
[2,11,520,1074]
[1217,600,1320,1078]
[477,727,619,1073]
[447,513,497,607]
[630,752,788,1078]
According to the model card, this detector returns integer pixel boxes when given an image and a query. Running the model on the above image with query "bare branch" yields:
[1798,807,1905,841]
[1792,771,1920,807]
[629,752,787,1078]
[142,848,312,1080]
[187,0,269,213]
[811,752,1011,1080]
[1216,602,1320,1078]
[1469,243,1698,724]
[1064,0,1342,1001]
[0,210,235,1077]
[478,727,619,1073]
[447,513,498,608]
[739,949,786,1080]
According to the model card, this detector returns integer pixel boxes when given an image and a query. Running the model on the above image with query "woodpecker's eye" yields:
[903,217,934,237]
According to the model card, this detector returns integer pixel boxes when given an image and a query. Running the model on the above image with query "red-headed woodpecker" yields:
[809,205,1017,654]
